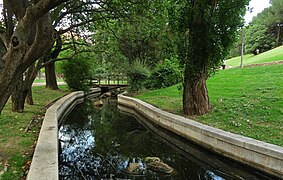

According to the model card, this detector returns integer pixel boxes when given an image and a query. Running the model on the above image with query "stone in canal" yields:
[93,100,103,107]
[127,163,140,173]
[144,157,161,163]
[147,161,173,174]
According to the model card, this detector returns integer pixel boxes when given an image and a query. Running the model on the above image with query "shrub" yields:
[127,60,151,93]
[146,57,183,89]
[61,58,92,91]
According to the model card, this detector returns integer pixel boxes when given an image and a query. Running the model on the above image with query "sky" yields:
[244,0,271,24]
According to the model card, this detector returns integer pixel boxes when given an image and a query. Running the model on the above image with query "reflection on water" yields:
[59,99,275,180]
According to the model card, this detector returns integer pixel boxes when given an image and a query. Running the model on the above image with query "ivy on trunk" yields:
[171,0,249,115]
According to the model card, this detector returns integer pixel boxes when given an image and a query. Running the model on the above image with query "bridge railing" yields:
[92,74,128,85]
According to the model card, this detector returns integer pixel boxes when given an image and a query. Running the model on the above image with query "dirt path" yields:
[225,60,283,69]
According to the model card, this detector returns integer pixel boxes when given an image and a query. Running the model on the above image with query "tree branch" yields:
[58,18,97,35]
[41,50,94,67]
[9,0,29,20]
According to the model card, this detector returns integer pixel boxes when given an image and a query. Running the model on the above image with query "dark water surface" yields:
[59,99,276,180]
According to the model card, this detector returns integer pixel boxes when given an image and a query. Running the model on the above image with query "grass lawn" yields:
[0,85,69,180]
[226,45,283,66]
[136,64,283,146]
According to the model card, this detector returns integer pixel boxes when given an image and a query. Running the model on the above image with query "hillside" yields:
[226,45,283,67]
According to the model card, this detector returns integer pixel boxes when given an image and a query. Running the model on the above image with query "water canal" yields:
[59,99,275,180]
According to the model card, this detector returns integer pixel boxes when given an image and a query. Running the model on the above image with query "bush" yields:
[146,57,183,89]
[127,60,151,93]
[61,58,92,91]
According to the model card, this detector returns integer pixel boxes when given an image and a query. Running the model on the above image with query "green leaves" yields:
[127,60,151,92]
[61,58,92,91]
[174,0,249,76]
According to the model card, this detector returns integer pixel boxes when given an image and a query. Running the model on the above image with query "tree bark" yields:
[0,0,69,114]
[11,75,25,112]
[45,31,62,90]
[183,70,210,115]
[11,62,37,111]
[25,85,34,105]
[276,24,281,47]
[0,13,54,113]
[45,62,59,90]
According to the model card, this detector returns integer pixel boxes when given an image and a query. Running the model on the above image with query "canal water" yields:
[59,99,275,180]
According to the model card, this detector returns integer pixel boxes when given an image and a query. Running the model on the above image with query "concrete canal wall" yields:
[118,94,283,178]
[27,88,100,180]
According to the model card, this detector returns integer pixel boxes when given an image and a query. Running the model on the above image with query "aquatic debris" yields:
[146,161,173,174]
[143,157,173,174]
[93,100,103,107]
[127,163,140,173]
[144,157,161,163]
[100,92,112,99]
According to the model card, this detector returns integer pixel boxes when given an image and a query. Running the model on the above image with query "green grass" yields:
[226,45,283,66]
[0,85,69,179]
[136,64,283,146]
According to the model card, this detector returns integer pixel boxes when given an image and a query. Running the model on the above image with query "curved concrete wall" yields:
[27,88,100,180]
[118,94,283,178]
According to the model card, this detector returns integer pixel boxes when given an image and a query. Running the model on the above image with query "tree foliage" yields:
[170,0,249,115]
[146,57,183,89]
[240,0,283,55]
[92,0,175,92]
[61,56,92,91]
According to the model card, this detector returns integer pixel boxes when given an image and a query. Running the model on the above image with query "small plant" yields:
[146,57,183,89]
[62,58,92,91]
[127,60,151,93]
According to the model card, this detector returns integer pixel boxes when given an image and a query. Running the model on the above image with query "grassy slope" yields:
[136,64,283,146]
[0,86,68,179]
[226,45,283,66]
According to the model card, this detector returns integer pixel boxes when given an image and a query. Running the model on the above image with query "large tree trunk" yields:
[24,61,42,105]
[11,75,25,112]
[0,0,67,114]
[11,59,43,111]
[183,71,210,115]
[44,31,62,90]
[25,86,34,105]
[45,62,59,90]
[181,1,210,116]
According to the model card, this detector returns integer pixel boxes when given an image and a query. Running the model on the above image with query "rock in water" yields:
[127,163,140,173]
[144,157,161,163]
[147,161,173,174]
[93,100,103,107]
[105,92,112,97]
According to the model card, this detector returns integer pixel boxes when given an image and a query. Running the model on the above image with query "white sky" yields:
[244,0,271,24]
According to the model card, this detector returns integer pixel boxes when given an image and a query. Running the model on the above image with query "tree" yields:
[92,0,175,92]
[171,0,249,115]
[245,22,275,54]
[0,0,70,114]
[267,0,283,47]
[243,1,282,54]
[44,0,101,90]
[2,0,140,112]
